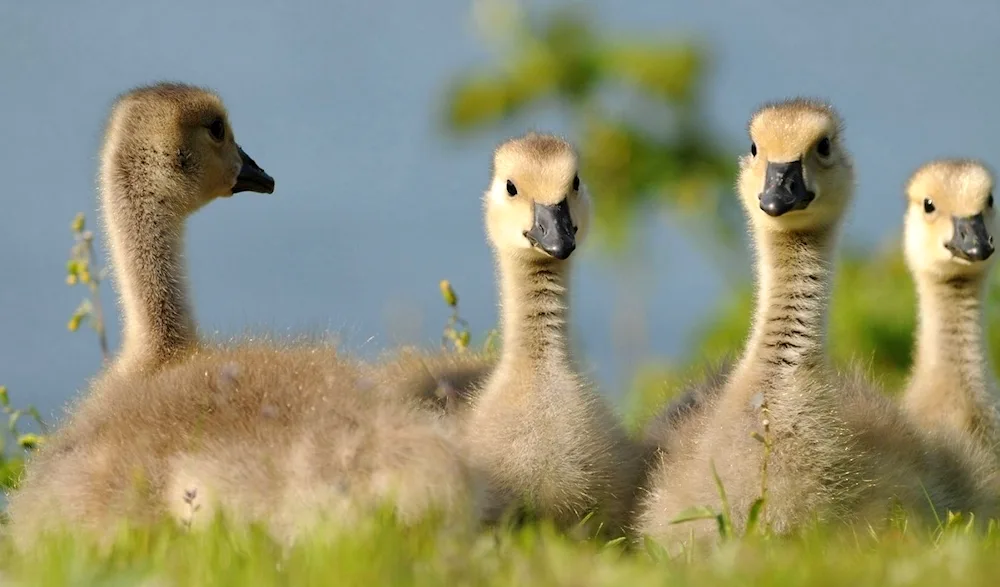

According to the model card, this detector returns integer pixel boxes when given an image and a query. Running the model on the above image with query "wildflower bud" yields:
[67,314,82,332]
[18,434,42,450]
[0,386,8,407]
[457,331,470,349]
[71,213,85,233]
[439,280,458,307]
[66,275,78,286]
[79,270,91,284]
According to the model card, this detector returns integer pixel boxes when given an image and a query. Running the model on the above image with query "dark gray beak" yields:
[759,159,815,217]
[523,199,577,260]
[232,145,275,194]
[945,213,994,262]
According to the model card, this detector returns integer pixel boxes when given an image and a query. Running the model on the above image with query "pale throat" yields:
[103,171,197,370]
[913,271,988,385]
[495,250,574,375]
[737,224,837,389]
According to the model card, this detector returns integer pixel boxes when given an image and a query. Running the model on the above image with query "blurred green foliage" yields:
[4,511,1000,586]
[442,2,738,250]
[66,213,110,361]
[0,385,46,491]
[0,214,99,491]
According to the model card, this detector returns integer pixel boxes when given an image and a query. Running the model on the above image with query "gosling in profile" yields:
[99,83,273,375]
[7,83,481,547]
[636,100,994,552]
[457,133,641,536]
[901,160,1000,457]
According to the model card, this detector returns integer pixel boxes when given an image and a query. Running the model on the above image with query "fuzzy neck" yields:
[492,252,573,381]
[911,274,991,402]
[736,227,836,395]
[101,164,197,374]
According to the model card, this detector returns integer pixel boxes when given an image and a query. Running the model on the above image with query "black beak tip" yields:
[946,243,994,262]
[970,245,994,261]
[256,172,276,194]
[759,199,788,218]
[232,172,275,195]
[948,215,994,262]
[233,145,276,195]
[543,242,576,260]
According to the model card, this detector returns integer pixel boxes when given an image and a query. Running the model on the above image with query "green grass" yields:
[2,514,1000,586]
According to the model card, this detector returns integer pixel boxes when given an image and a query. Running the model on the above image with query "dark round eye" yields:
[816,137,831,158]
[208,118,225,141]
[988,193,994,208]
[572,174,580,191]
[750,142,757,157]
[923,198,935,214]
[506,179,517,197]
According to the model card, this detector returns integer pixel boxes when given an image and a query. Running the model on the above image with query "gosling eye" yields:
[816,137,831,158]
[923,198,936,214]
[572,174,580,191]
[208,118,225,142]
[988,193,994,208]
[506,180,517,197]
[750,142,757,157]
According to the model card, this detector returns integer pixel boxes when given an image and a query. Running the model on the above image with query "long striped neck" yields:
[912,274,992,409]
[493,252,573,380]
[737,228,835,395]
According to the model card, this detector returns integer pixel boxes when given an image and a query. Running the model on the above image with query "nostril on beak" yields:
[990,236,995,246]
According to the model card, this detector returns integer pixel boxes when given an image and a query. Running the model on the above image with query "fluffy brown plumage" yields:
[6,83,482,548]
[636,100,997,554]
[366,346,495,415]
[9,343,482,547]
[640,358,734,459]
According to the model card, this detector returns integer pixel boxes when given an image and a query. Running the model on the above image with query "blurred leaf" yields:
[0,456,24,491]
[445,76,518,130]
[746,498,766,535]
[670,506,718,525]
[601,42,702,104]
[439,280,459,307]
[70,212,85,233]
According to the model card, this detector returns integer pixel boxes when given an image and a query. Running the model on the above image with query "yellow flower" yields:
[71,212,86,233]
[18,434,43,450]
[439,280,458,307]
